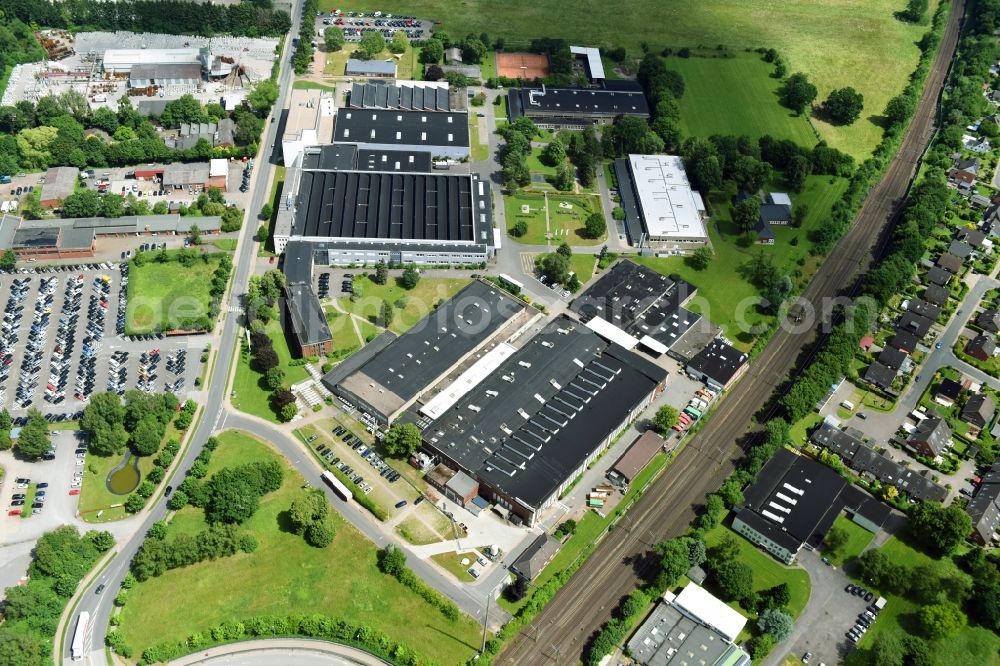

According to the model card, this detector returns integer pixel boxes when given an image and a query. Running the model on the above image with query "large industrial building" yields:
[281,87,337,167]
[333,108,470,159]
[272,150,494,263]
[422,315,667,526]
[348,81,459,112]
[614,154,709,250]
[570,259,715,359]
[322,280,533,425]
[507,86,649,128]
[733,448,891,564]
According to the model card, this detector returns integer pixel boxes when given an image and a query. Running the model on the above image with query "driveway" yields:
[764,549,873,666]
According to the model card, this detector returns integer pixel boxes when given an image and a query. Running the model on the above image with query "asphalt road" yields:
[496,1,968,664]
[62,5,305,664]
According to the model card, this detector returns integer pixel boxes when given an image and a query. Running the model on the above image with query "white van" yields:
[840,400,855,411]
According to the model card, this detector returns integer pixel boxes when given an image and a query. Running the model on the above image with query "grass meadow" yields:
[117,430,482,663]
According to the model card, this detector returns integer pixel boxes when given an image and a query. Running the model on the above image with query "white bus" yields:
[498,273,524,293]
[71,611,90,661]
[321,470,352,502]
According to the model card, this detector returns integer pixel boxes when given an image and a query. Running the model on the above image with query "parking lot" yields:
[314,10,432,42]
[1,430,89,533]
[0,265,205,417]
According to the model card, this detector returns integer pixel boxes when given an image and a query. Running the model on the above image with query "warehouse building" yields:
[0,213,220,259]
[333,108,470,159]
[628,584,751,666]
[128,63,202,88]
[101,47,204,75]
[299,144,434,174]
[733,448,891,564]
[507,86,649,128]
[607,430,664,489]
[348,81,457,112]
[614,154,708,250]
[571,259,708,357]
[40,166,80,208]
[423,315,668,526]
[272,164,494,263]
[322,280,532,425]
[685,339,748,391]
[281,241,333,358]
[281,87,336,167]
[345,58,397,78]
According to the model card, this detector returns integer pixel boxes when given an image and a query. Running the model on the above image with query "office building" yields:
[613,155,709,250]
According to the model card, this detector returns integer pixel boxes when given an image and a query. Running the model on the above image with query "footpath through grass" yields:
[117,430,482,663]
[335,275,470,335]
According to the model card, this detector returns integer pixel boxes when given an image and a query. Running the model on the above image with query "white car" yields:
[75,459,85,466]
[70,480,81,488]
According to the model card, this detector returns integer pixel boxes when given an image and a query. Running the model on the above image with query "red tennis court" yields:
[496,52,550,79]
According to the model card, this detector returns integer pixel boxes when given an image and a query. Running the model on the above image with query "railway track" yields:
[496,1,967,663]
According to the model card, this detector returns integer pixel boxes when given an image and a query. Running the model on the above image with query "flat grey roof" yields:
[508,87,649,120]
[345,58,397,75]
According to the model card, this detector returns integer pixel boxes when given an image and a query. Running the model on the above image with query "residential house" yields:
[906,417,952,457]
[948,240,975,260]
[936,378,963,406]
[966,333,997,361]
[962,394,996,428]
[968,462,1000,545]
[936,253,964,275]
[878,347,908,371]
[979,309,1000,333]
[925,266,953,286]
[864,362,897,391]
[922,284,950,306]
[972,193,992,209]
[896,311,934,338]
[964,134,992,153]
[906,298,941,321]
[948,157,980,186]
[510,534,561,581]
[345,58,397,78]
[889,330,920,353]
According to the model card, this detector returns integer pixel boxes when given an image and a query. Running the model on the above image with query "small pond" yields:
[107,452,141,495]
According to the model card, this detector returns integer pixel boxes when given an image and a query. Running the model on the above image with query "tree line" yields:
[244,269,300,421]
[4,0,290,38]
[0,526,114,666]
[292,0,320,74]
[377,545,460,621]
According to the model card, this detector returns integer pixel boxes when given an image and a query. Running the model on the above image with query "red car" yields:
[7,509,21,516]
[69,489,80,496]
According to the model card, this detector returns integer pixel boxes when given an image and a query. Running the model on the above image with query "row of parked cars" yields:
[9,478,48,516]
[14,277,58,408]
[311,430,376,496]
[45,274,85,404]
[0,278,31,406]
[672,387,716,432]
[845,584,884,644]
[115,263,128,335]
[74,276,111,402]
[334,424,401,483]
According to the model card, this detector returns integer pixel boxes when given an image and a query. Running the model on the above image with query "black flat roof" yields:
[291,170,488,243]
[570,259,702,351]
[334,280,526,416]
[687,339,748,386]
[742,448,848,549]
[13,227,59,248]
[613,159,646,245]
[282,240,315,286]
[300,144,435,173]
[508,87,649,120]
[335,108,469,148]
[425,315,667,510]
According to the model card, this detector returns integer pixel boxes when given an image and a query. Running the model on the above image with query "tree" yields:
[760,583,791,611]
[258,203,273,220]
[400,265,420,290]
[918,602,965,640]
[870,633,906,666]
[384,423,421,458]
[823,87,864,125]
[424,64,445,81]
[389,31,409,55]
[511,220,528,237]
[884,94,916,128]
[461,35,488,63]
[89,530,115,552]
[305,519,336,547]
[247,80,279,116]
[779,73,817,115]
[379,299,394,328]
[824,525,849,556]
[358,32,386,59]
[688,246,712,270]
[0,250,15,271]
[652,406,679,434]
[583,213,606,239]
[900,0,929,23]
[556,242,572,258]
[377,544,407,576]
[757,608,794,641]
[654,538,693,588]
[552,162,575,191]
[733,197,761,234]
[420,39,444,64]
[124,494,145,513]
[539,252,570,284]
[0,628,44,666]
[16,409,51,460]
[130,416,163,456]
[541,140,566,167]
[279,402,298,423]
[713,560,753,602]
[264,366,285,391]
[750,633,775,661]
[786,154,812,192]
[324,27,345,52]
[373,260,389,285]
[189,224,201,246]
[288,492,329,535]
[909,501,973,555]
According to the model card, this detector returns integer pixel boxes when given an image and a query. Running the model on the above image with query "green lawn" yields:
[125,251,225,334]
[469,118,489,161]
[324,309,363,356]
[671,54,817,147]
[329,0,936,158]
[824,514,874,567]
[506,193,549,244]
[703,519,811,621]
[430,551,478,582]
[526,148,558,176]
[396,517,444,545]
[845,535,1000,666]
[211,238,238,251]
[633,174,848,350]
[292,80,338,92]
[569,254,596,286]
[547,195,605,246]
[335,275,470,335]
[232,319,311,422]
[789,413,823,446]
[117,430,481,663]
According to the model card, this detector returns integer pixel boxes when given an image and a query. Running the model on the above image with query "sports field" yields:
[330,0,937,157]
[117,431,481,663]
[670,54,817,147]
